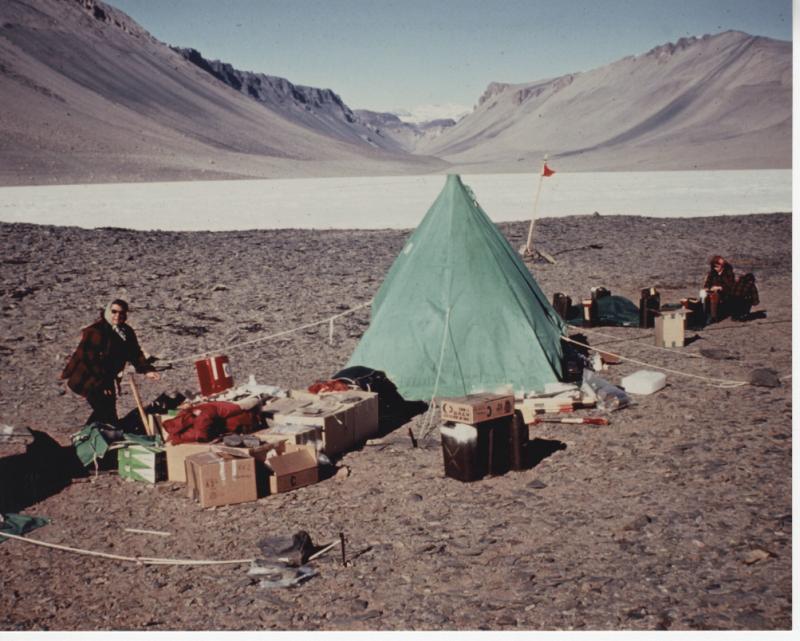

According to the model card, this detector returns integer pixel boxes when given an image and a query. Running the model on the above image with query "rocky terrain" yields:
[0,212,792,631]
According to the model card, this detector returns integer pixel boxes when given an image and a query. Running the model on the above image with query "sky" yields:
[108,0,792,118]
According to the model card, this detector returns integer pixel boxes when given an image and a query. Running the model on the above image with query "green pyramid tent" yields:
[346,174,566,401]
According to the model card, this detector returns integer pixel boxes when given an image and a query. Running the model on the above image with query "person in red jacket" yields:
[61,299,160,426]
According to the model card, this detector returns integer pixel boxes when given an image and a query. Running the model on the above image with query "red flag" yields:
[542,162,555,177]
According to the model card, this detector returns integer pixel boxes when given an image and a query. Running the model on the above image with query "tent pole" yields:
[524,166,545,254]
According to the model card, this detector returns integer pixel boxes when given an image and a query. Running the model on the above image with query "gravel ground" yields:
[0,212,792,631]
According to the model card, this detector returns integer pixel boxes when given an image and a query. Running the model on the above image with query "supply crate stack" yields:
[438,393,528,482]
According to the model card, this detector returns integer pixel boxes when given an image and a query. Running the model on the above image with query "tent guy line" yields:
[153,295,761,390]
[559,336,747,388]
[159,300,373,365]
[0,530,255,566]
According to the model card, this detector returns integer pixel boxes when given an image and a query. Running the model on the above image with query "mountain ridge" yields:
[423,30,790,171]
[0,0,790,185]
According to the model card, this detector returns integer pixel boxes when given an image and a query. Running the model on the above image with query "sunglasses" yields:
[110,308,127,315]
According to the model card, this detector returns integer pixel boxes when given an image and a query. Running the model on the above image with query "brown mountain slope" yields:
[0,0,442,185]
[419,31,791,171]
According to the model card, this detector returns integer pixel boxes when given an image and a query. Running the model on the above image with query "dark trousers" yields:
[729,296,753,320]
[85,386,118,426]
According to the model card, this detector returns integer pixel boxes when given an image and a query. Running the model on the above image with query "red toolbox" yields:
[195,355,234,396]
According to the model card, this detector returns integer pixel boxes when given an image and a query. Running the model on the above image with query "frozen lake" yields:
[0,170,791,231]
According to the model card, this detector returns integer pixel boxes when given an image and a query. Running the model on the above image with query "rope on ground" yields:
[160,300,373,366]
[578,319,792,366]
[576,326,703,358]
[561,335,748,388]
[0,531,254,566]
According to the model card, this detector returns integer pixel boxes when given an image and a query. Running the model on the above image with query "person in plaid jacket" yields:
[703,256,759,322]
[61,299,160,425]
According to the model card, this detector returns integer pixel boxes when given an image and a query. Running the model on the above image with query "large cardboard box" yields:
[266,443,318,494]
[440,393,514,425]
[118,444,166,484]
[165,442,215,482]
[265,390,378,456]
[185,449,257,508]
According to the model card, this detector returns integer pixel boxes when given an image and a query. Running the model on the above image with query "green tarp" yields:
[71,424,110,468]
[0,512,50,543]
[347,174,565,401]
[566,295,640,327]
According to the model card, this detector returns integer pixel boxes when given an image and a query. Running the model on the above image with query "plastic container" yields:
[440,416,512,482]
[582,369,630,411]
[620,370,666,395]
[440,422,483,482]
[508,410,529,471]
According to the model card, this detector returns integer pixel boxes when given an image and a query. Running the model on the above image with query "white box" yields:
[620,370,666,395]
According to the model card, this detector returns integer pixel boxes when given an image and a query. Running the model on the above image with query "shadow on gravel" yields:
[0,430,84,513]
[378,400,429,437]
[527,438,567,469]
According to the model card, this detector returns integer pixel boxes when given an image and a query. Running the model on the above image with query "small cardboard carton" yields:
[516,396,576,423]
[165,442,215,483]
[265,443,318,494]
[212,440,285,498]
[266,390,378,456]
[440,393,514,425]
[118,444,166,484]
[655,308,689,348]
[185,449,257,508]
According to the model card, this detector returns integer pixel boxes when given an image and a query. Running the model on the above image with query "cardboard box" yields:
[165,442,215,482]
[265,443,319,494]
[250,428,290,447]
[439,393,514,425]
[185,449,257,508]
[212,440,285,498]
[261,397,314,416]
[118,444,166,483]
[211,440,281,464]
[655,308,689,348]
[516,397,575,423]
[270,423,323,447]
[267,390,378,456]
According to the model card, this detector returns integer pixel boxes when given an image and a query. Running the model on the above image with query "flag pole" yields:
[524,155,547,255]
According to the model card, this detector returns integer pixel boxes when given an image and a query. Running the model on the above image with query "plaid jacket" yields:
[703,264,736,296]
[61,319,153,397]
[733,273,759,306]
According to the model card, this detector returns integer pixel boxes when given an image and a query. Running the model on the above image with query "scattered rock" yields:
[748,368,781,388]
[527,479,547,490]
[743,548,772,565]
[622,515,652,531]
[699,348,739,360]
